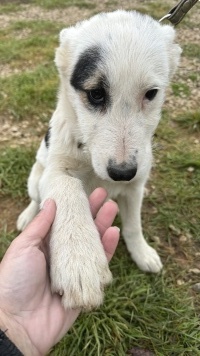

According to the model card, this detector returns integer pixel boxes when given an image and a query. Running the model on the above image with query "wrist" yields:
[0,309,40,356]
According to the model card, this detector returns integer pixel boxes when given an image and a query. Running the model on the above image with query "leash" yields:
[159,0,199,25]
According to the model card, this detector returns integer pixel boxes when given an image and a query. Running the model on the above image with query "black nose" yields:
[107,160,137,181]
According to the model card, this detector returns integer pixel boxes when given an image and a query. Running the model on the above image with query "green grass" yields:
[139,2,171,20]
[10,19,62,33]
[34,0,96,9]
[0,36,54,65]
[50,254,200,355]
[0,20,61,67]
[171,82,190,97]
[149,152,200,240]
[0,1,200,355]
[0,3,20,14]
[182,43,200,59]
[0,63,58,120]
[0,20,60,121]
[188,72,199,82]
[0,229,16,260]
[173,111,200,132]
[0,147,36,197]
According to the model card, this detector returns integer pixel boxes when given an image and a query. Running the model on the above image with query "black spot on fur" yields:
[44,127,51,148]
[77,141,84,149]
[70,46,101,91]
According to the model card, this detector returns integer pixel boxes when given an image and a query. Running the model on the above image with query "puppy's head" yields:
[56,10,181,183]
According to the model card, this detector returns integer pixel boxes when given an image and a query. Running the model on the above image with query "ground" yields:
[0,1,200,355]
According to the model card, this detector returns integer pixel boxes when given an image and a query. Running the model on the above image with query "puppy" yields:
[17,10,181,310]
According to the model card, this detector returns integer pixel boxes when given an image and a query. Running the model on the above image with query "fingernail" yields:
[40,199,52,210]
[108,199,119,213]
[113,226,120,233]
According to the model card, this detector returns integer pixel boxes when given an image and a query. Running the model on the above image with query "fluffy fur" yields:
[17,10,181,310]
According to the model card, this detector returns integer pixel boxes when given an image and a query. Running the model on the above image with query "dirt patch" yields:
[0,116,46,147]
[164,51,200,116]
[0,4,93,29]
[177,26,200,45]
[0,196,27,232]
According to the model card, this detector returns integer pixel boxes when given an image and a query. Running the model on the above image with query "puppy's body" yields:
[17,10,181,309]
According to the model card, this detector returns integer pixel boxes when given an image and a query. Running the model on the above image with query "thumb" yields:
[18,199,56,246]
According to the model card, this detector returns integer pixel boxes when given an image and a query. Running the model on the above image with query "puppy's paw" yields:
[51,257,112,310]
[42,183,113,310]
[17,201,39,231]
[49,223,112,310]
[51,251,112,310]
[136,245,163,273]
[129,241,163,273]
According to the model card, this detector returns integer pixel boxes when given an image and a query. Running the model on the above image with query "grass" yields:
[0,3,21,14]
[0,19,59,120]
[134,2,171,20]
[188,72,199,82]
[0,20,61,67]
[182,44,200,59]
[173,111,200,133]
[0,229,16,260]
[171,82,190,97]
[0,147,36,197]
[0,64,58,120]
[34,0,96,9]
[50,259,200,355]
[0,1,200,355]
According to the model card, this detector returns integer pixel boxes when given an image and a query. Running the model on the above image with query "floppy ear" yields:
[55,27,76,74]
[161,25,182,79]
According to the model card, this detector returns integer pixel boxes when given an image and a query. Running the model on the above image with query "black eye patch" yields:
[70,46,110,112]
[70,46,102,91]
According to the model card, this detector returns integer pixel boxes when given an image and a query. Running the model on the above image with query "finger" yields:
[89,187,108,218]
[18,199,56,246]
[95,200,119,237]
[102,227,120,262]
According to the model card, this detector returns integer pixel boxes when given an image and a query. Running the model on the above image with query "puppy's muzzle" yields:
[107,158,137,181]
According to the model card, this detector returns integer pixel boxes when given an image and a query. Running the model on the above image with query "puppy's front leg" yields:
[118,186,163,273]
[39,164,112,310]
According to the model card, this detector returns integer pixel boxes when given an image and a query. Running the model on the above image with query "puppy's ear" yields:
[161,25,182,79]
[55,27,76,73]
[59,27,77,44]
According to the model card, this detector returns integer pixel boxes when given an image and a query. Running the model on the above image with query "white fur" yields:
[17,10,181,309]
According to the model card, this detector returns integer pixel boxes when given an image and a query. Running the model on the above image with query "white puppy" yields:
[17,10,181,310]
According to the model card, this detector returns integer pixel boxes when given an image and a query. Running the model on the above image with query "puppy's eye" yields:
[88,88,106,105]
[145,89,158,101]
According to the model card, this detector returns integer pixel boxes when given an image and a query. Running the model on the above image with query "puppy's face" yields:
[56,11,181,182]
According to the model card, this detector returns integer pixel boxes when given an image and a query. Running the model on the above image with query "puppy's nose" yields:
[107,160,137,181]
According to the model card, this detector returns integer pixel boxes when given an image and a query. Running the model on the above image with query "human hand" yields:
[0,188,119,356]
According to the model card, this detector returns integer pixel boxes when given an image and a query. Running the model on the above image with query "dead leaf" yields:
[128,347,155,356]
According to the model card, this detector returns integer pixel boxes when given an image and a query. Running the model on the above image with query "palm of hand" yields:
[0,237,78,354]
[0,189,119,355]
